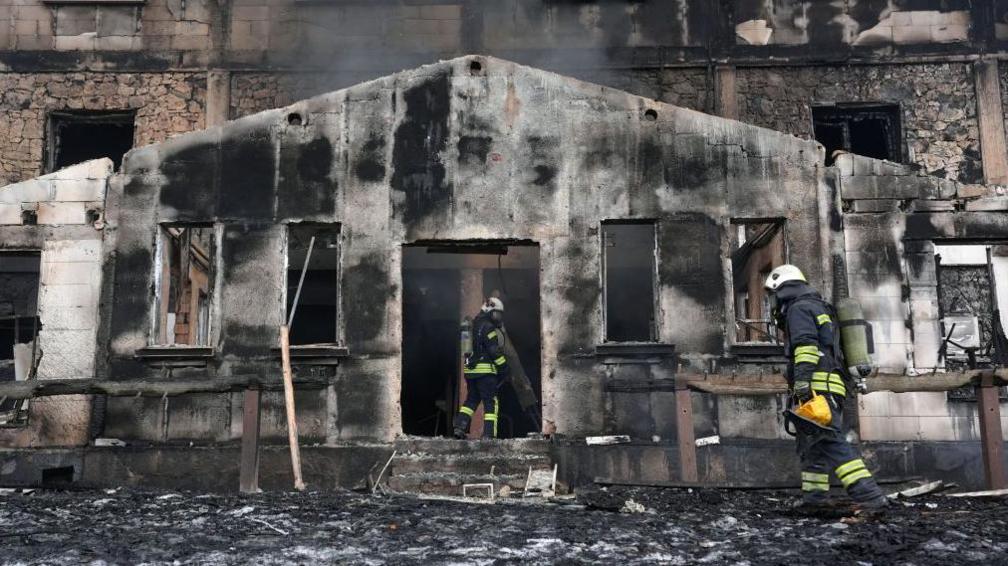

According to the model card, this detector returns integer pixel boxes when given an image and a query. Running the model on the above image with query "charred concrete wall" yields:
[98,56,827,443]
[0,159,112,447]
[838,152,1008,442]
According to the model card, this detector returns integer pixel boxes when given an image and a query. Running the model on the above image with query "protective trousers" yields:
[453,374,502,438]
[797,393,885,504]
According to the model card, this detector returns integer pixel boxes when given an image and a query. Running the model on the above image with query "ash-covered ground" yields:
[1,485,1005,565]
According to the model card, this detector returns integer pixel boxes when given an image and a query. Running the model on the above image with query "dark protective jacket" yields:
[466,313,511,379]
[778,282,848,397]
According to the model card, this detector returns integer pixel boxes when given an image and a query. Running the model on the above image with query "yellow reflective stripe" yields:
[494,356,507,365]
[835,459,866,478]
[802,472,829,483]
[795,354,820,364]
[816,314,832,326]
[802,482,830,492]
[483,414,497,421]
[794,345,819,356]
[487,331,498,339]
[466,363,497,374]
[840,469,873,487]
[829,384,847,395]
[459,406,474,416]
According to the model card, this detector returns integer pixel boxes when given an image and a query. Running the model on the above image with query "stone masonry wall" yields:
[0,72,206,185]
[230,67,710,120]
[737,63,982,185]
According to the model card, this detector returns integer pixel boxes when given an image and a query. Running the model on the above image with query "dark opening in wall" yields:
[287,224,341,345]
[41,466,75,485]
[812,104,902,165]
[729,219,787,344]
[401,244,541,439]
[154,225,215,346]
[46,110,136,173]
[603,221,657,342]
[0,251,41,424]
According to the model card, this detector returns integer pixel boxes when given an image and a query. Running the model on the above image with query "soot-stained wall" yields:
[103,56,827,442]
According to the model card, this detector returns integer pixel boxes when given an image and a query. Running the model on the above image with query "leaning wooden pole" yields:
[280,324,306,491]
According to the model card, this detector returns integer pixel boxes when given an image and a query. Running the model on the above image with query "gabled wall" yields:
[102,56,828,443]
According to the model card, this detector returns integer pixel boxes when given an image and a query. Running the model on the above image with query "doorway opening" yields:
[401,242,541,439]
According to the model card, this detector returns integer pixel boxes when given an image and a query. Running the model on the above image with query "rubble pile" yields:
[0,486,1004,564]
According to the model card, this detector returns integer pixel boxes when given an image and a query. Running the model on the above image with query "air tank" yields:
[836,297,872,374]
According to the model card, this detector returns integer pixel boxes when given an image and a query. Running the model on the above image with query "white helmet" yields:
[481,297,504,313]
[764,264,806,292]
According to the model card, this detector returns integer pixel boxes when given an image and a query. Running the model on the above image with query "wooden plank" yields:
[0,374,330,400]
[974,60,1008,185]
[679,370,1008,396]
[239,387,261,494]
[714,65,738,120]
[279,325,306,491]
[675,383,698,483]
[977,376,1007,490]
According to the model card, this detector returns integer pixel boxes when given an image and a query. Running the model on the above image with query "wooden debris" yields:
[586,435,630,445]
[945,488,1008,498]
[887,480,944,499]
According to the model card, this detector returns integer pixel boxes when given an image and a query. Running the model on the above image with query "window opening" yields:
[603,221,657,342]
[154,226,215,346]
[47,110,136,172]
[286,224,341,345]
[730,219,787,344]
[0,251,41,426]
[812,104,901,166]
[934,243,1008,402]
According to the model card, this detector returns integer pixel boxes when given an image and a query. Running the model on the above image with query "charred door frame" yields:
[399,239,543,437]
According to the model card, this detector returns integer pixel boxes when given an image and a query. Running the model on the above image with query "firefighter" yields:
[453,297,511,439]
[764,264,889,511]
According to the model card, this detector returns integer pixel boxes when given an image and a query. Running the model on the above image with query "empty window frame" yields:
[154,226,215,346]
[0,252,41,424]
[730,219,787,344]
[287,224,341,345]
[812,104,902,166]
[602,221,658,342]
[47,110,136,173]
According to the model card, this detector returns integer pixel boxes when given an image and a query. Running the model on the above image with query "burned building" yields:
[1,1,1007,492]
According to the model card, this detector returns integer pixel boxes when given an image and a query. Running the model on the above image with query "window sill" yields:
[729,344,786,363]
[135,346,214,366]
[594,343,676,357]
[271,344,349,365]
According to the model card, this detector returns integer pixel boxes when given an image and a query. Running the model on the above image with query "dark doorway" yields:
[47,110,136,172]
[401,244,541,438]
[812,104,901,165]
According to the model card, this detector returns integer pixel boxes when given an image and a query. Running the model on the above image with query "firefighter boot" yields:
[849,476,889,513]
[452,412,471,439]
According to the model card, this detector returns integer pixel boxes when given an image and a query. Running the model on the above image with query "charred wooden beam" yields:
[677,370,1008,395]
[0,374,330,400]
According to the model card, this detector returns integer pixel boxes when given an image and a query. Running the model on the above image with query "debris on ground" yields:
[0,486,1005,564]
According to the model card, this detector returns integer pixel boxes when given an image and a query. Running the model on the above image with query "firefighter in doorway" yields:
[764,264,888,511]
[453,297,511,439]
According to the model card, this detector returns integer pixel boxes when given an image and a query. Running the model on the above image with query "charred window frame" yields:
[811,103,902,166]
[0,251,42,426]
[602,220,658,343]
[152,225,218,347]
[933,243,1008,402]
[286,223,342,346]
[46,110,136,173]
[730,219,788,345]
